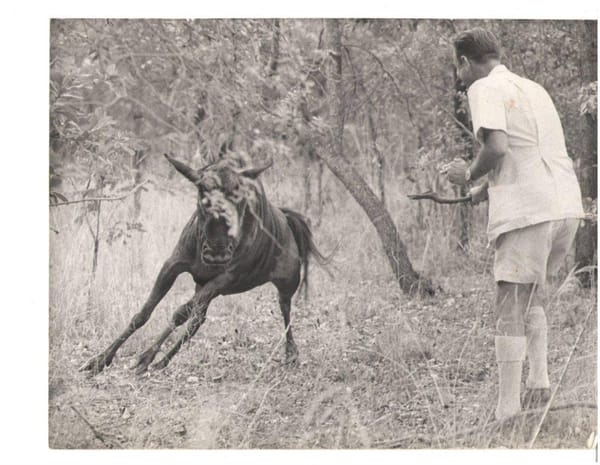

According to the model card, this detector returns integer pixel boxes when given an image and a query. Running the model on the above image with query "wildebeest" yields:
[81,152,327,375]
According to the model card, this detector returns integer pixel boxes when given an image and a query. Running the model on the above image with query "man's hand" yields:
[440,158,470,186]
[469,182,488,205]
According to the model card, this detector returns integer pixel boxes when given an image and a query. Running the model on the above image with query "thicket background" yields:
[49,19,597,450]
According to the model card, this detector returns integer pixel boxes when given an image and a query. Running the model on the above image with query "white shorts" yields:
[494,219,580,284]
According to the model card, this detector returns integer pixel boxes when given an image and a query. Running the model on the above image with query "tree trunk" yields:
[575,20,597,287]
[262,19,281,106]
[131,112,146,220]
[303,143,312,214]
[345,46,386,206]
[575,110,597,286]
[366,108,385,206]
[322,19,434,295]
[131,149,145,220]
[453,67,474,250]
[316,158,324,226]
[268,19,280,76]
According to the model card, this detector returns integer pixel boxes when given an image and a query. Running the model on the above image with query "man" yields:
[443,28,585,420]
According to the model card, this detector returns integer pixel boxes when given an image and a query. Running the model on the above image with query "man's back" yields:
[467,65,584,241]
[473,66,567,155]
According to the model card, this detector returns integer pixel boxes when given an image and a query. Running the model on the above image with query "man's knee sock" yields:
[495,335,526,420]
[525,306,550,389]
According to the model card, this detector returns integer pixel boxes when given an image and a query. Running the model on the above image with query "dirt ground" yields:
[49,272,597,449]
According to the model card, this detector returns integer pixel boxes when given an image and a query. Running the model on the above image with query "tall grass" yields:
[49,163,596,449]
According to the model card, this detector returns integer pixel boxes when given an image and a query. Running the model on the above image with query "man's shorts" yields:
[494,218,581,284]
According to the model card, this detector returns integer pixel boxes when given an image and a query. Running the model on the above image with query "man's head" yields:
[453,27,502,87]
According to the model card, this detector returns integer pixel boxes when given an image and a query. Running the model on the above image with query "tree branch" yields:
[345,43,410,102]
[71,405,119,448]
[399,48,477,141]
[407,190,471,204]
[118,40,198,137]
[49,181,148,207]
[346,43,476,142]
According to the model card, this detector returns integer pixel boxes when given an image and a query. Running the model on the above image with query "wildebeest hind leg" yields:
[134,293,199,374]
[152,311,207,370]
[146,274,229,372]
[278,293,299,364]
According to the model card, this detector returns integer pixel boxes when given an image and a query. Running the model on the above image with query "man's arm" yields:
[469,129,508,181]
[470,180,489,205]
[444,129,508,185]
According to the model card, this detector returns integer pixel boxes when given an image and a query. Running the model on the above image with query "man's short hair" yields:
[454,27,501,64]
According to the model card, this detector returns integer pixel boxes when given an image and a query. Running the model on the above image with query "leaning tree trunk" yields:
[366,103,386,207]
[575,20,597,287]
[322,19,434,295]
[453,67,474,251]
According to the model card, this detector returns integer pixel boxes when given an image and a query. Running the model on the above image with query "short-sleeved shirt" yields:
[467,65,584,244]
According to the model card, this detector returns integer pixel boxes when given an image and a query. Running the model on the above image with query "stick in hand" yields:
[407,190,472,204]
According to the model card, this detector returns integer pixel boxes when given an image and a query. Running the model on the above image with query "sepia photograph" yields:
[45,14,596,458]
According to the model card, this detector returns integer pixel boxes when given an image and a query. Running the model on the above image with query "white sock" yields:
[495,335,526,420]
[526,306,550,389]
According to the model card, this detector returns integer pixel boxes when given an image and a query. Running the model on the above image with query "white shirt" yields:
[467,65,584,243]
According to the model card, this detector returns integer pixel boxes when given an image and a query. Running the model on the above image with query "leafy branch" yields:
[49,180,148,207]
[345,43,476,142]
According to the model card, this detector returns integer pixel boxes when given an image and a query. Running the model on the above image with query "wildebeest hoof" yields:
[133,350,158,375]
[284,352,299,366]
[150,357,170,371]
[80,353,110,376]
[134,363,150,376]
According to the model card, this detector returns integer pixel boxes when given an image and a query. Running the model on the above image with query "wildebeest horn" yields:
[238,160,273,179]
[164,153,201,184]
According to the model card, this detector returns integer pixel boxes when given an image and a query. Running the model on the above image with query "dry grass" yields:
[49,169,597,449]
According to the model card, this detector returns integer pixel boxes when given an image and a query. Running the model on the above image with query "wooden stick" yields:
[407,190,472,204]
[70,405,114,448]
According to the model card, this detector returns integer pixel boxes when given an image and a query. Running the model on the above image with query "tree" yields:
[575,20,597,286]
[452,68,474,250]
[318,19,434,295]
[50,19,592,292]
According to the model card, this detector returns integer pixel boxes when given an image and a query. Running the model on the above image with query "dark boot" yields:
[522,387,551,410]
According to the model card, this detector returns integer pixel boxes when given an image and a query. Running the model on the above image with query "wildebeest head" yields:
[165,153,272,265]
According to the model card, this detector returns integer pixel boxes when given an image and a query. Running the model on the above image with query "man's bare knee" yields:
[497,281,536,308]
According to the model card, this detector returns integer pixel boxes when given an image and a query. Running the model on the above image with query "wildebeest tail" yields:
[281,208,331,298]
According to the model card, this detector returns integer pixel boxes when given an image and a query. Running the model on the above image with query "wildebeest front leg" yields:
[80,258,185,375]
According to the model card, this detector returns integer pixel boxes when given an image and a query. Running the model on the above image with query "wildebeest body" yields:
[81,154,325,376]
